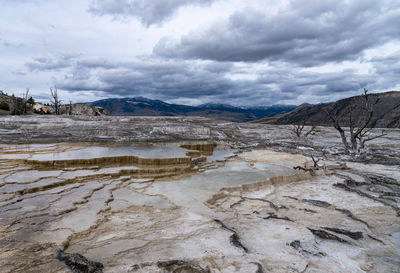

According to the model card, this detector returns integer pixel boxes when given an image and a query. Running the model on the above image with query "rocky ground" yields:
[0,116,399,273]
[1,115,399,164]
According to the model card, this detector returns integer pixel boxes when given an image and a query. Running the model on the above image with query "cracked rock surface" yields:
[0,116,399,272]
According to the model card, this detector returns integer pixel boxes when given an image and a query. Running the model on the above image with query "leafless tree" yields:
[325,88,387,154]
[50,86,62,115]
[291,117,316,138]
[22,88,29,114]
[68,101,73,115]
[311,155,320,168]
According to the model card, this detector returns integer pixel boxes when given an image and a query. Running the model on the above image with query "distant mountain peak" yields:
[198,102,236,109]
[89,97,296,122]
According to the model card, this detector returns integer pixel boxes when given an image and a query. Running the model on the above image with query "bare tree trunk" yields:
[325,89,384,155]
[338,126,351,153]
[22,88,29,115]
[304,126,316,137]
[292,124,304,137]
[325,108,351,153]
[50,87,62,115]
[291,117,315,138]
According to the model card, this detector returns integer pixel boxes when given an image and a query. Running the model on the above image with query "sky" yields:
[0,0,399,106]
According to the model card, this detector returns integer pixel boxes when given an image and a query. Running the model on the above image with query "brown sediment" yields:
[206,172,312,205]
[5,165,195,197]
[186,151,202,157]
[118,165,193,176]
[180,143,217,156]
[25,155,193,168]
[206,172,312,207]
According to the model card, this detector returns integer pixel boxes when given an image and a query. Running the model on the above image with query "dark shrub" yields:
[0,102,10,111]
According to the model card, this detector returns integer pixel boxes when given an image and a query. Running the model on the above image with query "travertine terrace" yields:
[0,116,399,273]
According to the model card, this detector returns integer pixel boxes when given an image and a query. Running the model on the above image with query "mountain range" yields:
[3,90,398,127]
[90,97,296,122]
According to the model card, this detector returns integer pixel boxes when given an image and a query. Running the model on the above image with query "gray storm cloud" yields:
[26,54,80,72]
[154,0,400,65]
[1,0,398,105]
[89,0,215,26]
[47,55,377,106]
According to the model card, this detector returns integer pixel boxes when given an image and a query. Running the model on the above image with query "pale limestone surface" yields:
[0,117,399,273]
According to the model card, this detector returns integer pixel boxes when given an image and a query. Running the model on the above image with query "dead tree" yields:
[293,155,321,174]
[22,88,29,114]
[291,117,316,137]
[50,86,62,115]
[325,88,387,154]
[311,155,320,168]
[357,128,386,151]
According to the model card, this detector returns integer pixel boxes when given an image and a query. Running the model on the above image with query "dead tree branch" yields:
[357,130,387,151]
[22,88,29,115]
[304,126,316,137]
[291,117,316,138]
[324,88,385,155]
[50,86,62,115]
[293,155,321,174]
[292,123,305,137]
[311,155,320,168]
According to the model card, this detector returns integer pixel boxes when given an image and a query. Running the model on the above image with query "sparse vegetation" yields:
[27,96,35,105]
[0,102,10,111]
[11,94,24,115]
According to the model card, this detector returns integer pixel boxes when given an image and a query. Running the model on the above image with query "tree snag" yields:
[325,88,386,154]
[50,86,62,115]
[291,117,316,138]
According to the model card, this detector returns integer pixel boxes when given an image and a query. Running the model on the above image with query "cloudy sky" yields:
[1,0,399,106]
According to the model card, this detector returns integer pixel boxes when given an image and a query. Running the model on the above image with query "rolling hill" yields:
[258,91,400,128]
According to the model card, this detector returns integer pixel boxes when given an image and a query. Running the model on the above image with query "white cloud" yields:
[0,0,398,105]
